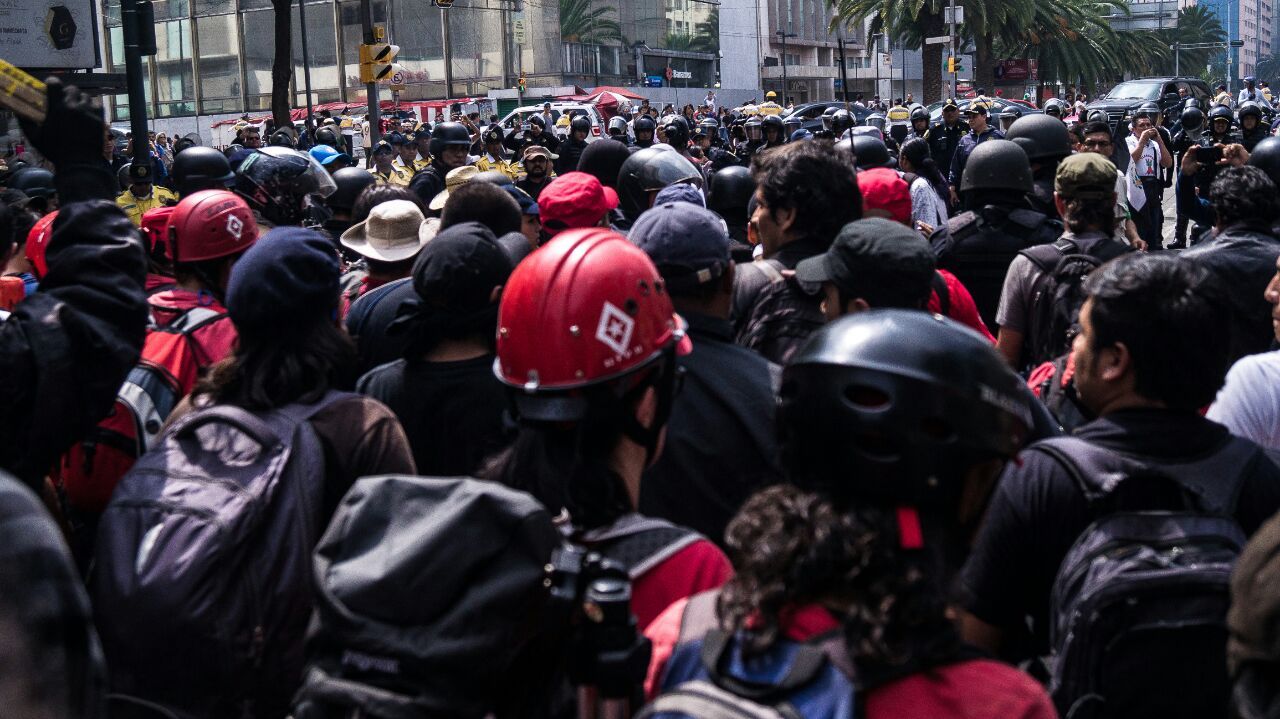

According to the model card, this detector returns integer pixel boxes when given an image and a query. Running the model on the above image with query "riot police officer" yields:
[998,105,1023,133]
[947,102,1002,207]
[1042,98,1068,121]
[607,116,629,142]
[1004,113,1073,220]
[705,165,756,262]
[632,114,658,148]
[741,115,766,161]
[1238,101,1270,152]
[556,115,592,174]
[933,139,1061,328]
[905,106,930,143]
[814,106,840,139]
[925,99,968,180]
[760,115,787,150]
[1194,104,1241,198]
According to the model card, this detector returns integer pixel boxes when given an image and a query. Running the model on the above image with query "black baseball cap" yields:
[410,221,513,310]
[630,201,730,293]
[794,218,934,298]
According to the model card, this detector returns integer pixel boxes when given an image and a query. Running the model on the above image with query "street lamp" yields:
[871,32,882,102]
[776,30,797,103]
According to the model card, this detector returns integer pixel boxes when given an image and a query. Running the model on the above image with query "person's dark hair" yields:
[1060,194,1115,237]
[751,141,861,245]
[9,207,38,258]
[194,316,359,411]
[351,184,425,223]
[441,182,522,236]
[837,271,931,311]
[0,202,13,261]
[1083,121,1112,138]
[365,256,417,278]
[717,486,961,678]
[1210,166,1280,229]
[1068,124,1086,145]
[899,138,948,209]
[1083,253,1231,411]
[173,256,238,298]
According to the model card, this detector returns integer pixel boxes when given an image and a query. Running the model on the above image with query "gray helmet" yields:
[570,115,593,135]
[999,105,1024,123]
[1181,105,1205,132]
[1239,101,1264,121]
[1004,114,1073,161]
[1087,109,1109,124]
[959,139,1032,195]
[607,116,628,137]
[779,310,1032,509]
[1043,98,1067,118]
[825,109,855,136]
[865,113,887,132]
[910,106,930,124]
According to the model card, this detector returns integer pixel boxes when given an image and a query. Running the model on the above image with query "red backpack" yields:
[57,306,228,515]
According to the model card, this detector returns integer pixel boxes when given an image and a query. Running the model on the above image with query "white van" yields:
[497,103,607,142]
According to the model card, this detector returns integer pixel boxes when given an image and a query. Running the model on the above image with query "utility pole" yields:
[121,0,156,184]
[873,33,881,100]
[776,30,796,100]
[837,34,851,108]
[361,0,381,148]
[948,0,958,99]
[441,8,454,98]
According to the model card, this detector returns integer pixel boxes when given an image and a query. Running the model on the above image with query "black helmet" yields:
[850,135,892,169]
[660,115,691,148]
[1180,105,1205,132]
[959,139,1032,195]
[910,106,930,124]
[1004,114,1073,161]
[1086,109,1108,125]
[1247,137,1280,189]
[173,146,235,196]
[706,165,755,220]
[1043,98,1066,118]
[173,133,200,154]
[608,116,628,136]
[761,114,785,137]
[779,310,1031,509]
[1239,101,1264,121]
[268,129,296,148]
[326,167,376,213]
[827,109,855,136]
[617,147,703,221]
[1209,104,1234,127]
[783,115,802,132]
[429,122,473,159]
[633,115,657,134]
[527,114,546,128]
[10,167,55,198]
[820,106,840,127]
[1133,102,1161,121]
[999,105,1024,123]
[314,127,339,148]
[117,164,134,191]
[570,115,593,136]
[234,147,338,225]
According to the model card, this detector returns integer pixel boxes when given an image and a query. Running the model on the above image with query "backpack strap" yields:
[930,272,951,316]
[580,514,704,580]
[752,259,787,286]
[699,630,832,702]
[166,306,227,334]
[1018,237,1073,274]
[677,590,722,646]
[1030,434,1256,516]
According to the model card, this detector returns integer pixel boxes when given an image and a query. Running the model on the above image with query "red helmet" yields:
[167,190,259,264]
[496,227,690,420]
[26,211,57,279]
[139,206,176,259]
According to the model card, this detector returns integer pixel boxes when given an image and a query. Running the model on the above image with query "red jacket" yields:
[929,270,996,342]
[147,288,238,369]
[645,598,1056,719]
[631,538,732,631]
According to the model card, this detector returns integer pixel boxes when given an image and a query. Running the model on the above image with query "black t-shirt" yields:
[356,354,512,477]
[959,408,1280,658]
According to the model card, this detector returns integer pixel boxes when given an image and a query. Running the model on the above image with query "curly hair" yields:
[751,141,861,246]
[717,485,960,683]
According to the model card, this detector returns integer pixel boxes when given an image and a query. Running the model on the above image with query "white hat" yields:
[428,165,480,211]
[340,199,430,262]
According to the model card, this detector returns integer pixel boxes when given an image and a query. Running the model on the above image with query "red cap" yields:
[536,172,619,238]
[140,206,177,259]
[26,211,57,279]
[857,168,912,226]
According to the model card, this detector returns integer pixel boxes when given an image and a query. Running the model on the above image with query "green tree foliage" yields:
[559,0,622,44]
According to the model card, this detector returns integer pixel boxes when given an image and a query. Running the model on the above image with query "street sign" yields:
[944,6,964,24]
[389,67,406,90]
[513,19,527,44]
[881,53,893,67]
[925,35,951,44]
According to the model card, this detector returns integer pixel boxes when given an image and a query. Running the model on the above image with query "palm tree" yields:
[559,0,623,44]
[1258,52,1280,85]
[692,8,719,54]
[829,0,947,101]
[270,0,292,132]
[1155,6,1226,76]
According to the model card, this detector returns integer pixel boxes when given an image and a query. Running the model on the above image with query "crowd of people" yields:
[8,70,1280,719]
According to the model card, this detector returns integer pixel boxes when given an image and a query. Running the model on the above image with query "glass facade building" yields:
[101,0,718,120]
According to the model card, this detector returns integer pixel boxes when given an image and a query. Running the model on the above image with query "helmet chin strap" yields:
[607,348,680,467]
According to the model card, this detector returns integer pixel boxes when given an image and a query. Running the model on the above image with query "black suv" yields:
[1084,76,1213,132]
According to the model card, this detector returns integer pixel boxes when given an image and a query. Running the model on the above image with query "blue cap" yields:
[309,144,353,166]
[790,129,813,142]
[226,227,340,333]
[1246,75,1257,84]
[652,182,706,208]
[500,183,539,216]
[629,202,730,293]
[386,132,409,146]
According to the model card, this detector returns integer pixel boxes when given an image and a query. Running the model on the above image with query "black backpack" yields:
[734,260,826,366]
[92,392,349,719]
[293,475,564,719]
[1020,237,1131,368]
[1034,435,1259,719]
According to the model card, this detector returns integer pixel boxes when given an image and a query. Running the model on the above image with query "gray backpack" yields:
[1038,435,1258,719]
[92,392,350,719]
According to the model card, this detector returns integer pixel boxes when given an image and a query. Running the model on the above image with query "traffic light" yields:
[359,42,400,84]
[947,56,964,73]
[517,72,526,93]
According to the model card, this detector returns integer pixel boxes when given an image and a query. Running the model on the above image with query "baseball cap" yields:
[1055,152,1117,200]
[537,172,619,237]
[309,144,353,167]
[341,199,431,263]
[794,218,935,300]
[502,184,539,216]
[429,165,481,211]
[372,140,395,156]
[522,145,558,161]
[652,182,706,208]
[408,221,513,320]
[857,168,911,226]
[630,202,730,293]
[386,132,408,146]
[962,102,990,116]
[226,226,340,333]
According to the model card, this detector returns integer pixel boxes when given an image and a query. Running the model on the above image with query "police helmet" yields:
[959,139,1033,195]
[233,146,338,226]
[429,122,473,159]
[706,164,755,219]
[326,167,376,213]
[1248,137,1280,189]
[608,116,629,137]
[570,115,593,136]
[617,147,703,222]
[849,135,892,169]
[1181,106,1205,132]
[1004,114,1073,162]
[172,146,235,196]
[661,115,691,148]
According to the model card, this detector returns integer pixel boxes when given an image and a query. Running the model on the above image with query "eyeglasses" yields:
[1083,139,1113,148]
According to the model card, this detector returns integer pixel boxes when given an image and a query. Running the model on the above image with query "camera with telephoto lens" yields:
[546,543,651,708]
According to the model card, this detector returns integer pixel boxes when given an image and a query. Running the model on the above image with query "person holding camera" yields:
[504,114,562,157]
[1125,104,1172,251]
[484,227,731,631]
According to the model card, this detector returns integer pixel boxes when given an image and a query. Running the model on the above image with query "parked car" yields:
[498,103,607,141]
[1084,76,1212,132]
[782,101,873,133]
[925,97,1044,124]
